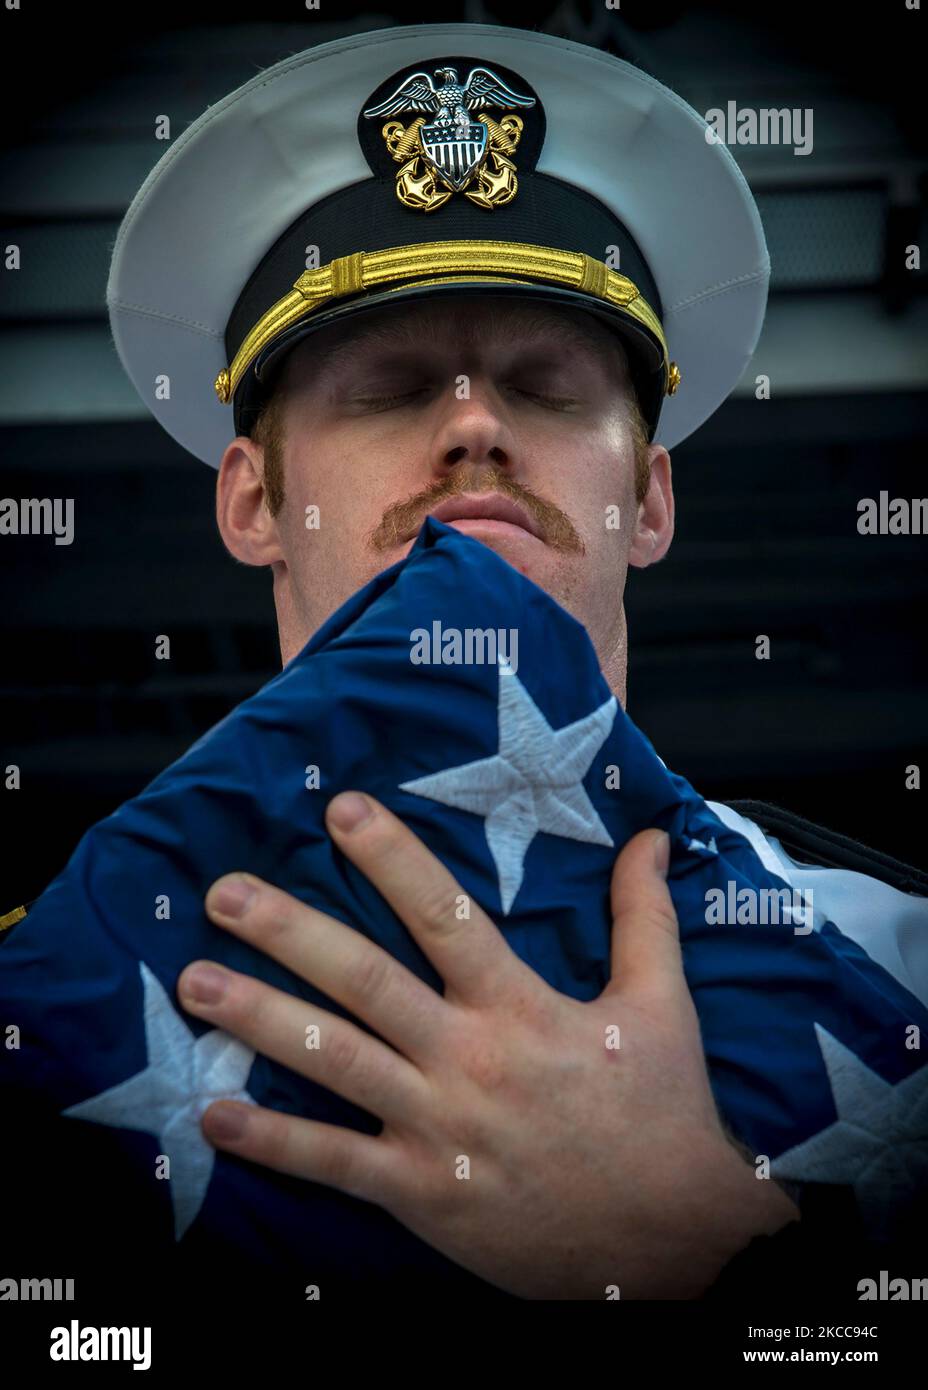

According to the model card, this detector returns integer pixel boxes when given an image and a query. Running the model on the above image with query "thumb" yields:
[605,828,685,998]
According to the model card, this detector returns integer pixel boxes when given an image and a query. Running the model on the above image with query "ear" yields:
[628,445,674,569]
[216,435,284,567]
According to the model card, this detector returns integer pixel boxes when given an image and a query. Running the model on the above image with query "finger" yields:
[604,829,685,999]
[324,791,526,1006]
[204,873,447,1061]
[178,960,429,1126]
[200,1099,402,1208]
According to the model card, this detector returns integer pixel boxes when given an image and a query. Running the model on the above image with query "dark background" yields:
[2,0,926,907]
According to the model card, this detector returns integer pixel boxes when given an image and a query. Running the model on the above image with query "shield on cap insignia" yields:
[361,62,539,211]
[419,119,488,191]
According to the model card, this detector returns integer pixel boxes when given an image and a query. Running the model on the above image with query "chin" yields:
[470,534,576,604]
[374,528,568,598]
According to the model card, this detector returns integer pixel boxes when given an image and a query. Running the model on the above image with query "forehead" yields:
[281,298,625,384]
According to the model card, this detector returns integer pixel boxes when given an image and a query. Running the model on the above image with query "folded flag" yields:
[2,518,926,1286]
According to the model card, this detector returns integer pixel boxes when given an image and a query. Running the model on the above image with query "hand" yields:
[178,791,798,1299]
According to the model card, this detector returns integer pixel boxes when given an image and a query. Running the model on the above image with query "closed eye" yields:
[512,387,579,410]
[351,388,429,411]
[352,385,579,411]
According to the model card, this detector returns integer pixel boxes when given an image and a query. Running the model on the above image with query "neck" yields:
[595,603,628,709]
[273,572,630,710]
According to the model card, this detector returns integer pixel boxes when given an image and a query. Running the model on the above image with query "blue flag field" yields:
[2,518,926,1291]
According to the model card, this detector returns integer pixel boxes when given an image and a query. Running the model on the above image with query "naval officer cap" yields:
[107,23,769,466]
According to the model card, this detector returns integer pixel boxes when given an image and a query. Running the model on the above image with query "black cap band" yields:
[225,171,667,440]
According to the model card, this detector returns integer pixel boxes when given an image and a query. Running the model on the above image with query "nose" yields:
[430,375,517,479]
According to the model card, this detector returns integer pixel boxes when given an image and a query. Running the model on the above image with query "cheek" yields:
[278,442,405,589]
[544,427,636,534]
[279,438,357,534]
[563,443,639,589]
[273,445,346,576]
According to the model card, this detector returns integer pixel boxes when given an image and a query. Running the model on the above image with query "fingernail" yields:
[209,875,256,919]
[328,791,374,833]
[183,963,227,1005]
[204,1103,247,1142]
[652,830,670,876]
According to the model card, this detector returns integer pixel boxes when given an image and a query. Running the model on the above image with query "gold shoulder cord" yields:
[0,905,27,933]
[215,239,680,404]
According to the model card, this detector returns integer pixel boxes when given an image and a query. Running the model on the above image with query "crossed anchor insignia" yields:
[363,65,536,211]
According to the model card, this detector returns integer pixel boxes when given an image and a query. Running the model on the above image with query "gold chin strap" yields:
[215,239,680,405]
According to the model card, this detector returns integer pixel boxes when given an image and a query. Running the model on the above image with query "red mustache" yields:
[367,464,585,554]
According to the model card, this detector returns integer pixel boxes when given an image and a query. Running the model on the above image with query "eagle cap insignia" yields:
[362,62,537,211]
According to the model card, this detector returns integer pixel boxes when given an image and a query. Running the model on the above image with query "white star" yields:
[688,835,718,855]
[63,961,256,1240]
[770,1024,928,1241]
[400,664,617,913]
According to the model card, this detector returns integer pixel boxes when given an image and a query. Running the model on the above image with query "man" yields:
[3,23,926,1302]
[190,291,802,1300]
[215,297,667,687]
